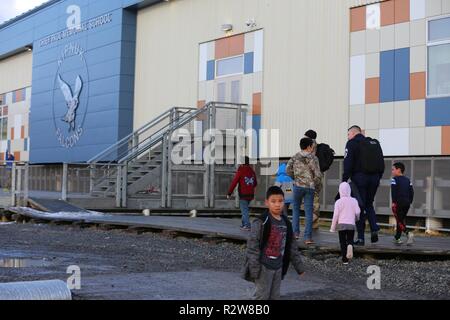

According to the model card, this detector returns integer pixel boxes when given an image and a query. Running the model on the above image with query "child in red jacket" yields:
[227,157,258,231]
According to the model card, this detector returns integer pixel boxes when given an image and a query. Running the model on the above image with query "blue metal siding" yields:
[380,50,395,103]
[394,48,410,102]
[426,97,450,127]
[244,52,254,74]
[0,0,161,163]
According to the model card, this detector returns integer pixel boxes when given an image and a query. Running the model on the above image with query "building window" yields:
[12,88,26,103]
[0,94,4,106]
[0,107,8,141]
[428,16,450,97]
[216,55,244,78]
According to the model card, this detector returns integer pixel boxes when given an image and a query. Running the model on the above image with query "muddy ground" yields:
[0,221,448,300]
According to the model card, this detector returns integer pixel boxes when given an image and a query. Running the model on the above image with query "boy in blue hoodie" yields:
[391,162,414,245]
[274,163,294,216]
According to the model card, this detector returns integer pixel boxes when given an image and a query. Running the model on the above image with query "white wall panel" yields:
[135,0,380,157]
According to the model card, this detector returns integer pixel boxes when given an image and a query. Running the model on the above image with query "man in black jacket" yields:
[342,126,382,246]
[242,186,305,300]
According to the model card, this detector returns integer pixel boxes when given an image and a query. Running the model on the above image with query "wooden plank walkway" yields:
[7,207,450,257]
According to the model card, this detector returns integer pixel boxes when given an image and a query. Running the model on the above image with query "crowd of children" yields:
[230,129,416,300]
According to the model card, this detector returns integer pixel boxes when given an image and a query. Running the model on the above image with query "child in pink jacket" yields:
[330,182,361,264]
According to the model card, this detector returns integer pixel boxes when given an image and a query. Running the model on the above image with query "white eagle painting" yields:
[58,74,83,132]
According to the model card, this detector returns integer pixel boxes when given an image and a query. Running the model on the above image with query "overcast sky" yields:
[0,0,48,24]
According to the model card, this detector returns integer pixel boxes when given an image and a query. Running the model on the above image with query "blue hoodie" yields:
[275,163,294,203]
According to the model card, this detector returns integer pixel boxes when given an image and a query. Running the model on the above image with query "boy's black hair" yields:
[393,162,406,174]
[266,186,284,200]
[244,156,250,165]
[300,137,313,150]
[305,130,317,140]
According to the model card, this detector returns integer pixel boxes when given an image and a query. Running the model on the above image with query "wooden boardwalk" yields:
[7,207,450,258]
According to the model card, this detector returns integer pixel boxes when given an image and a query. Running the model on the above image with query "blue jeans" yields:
[292,186,314,240]
[351,173,381,241]
[239,200,251,228]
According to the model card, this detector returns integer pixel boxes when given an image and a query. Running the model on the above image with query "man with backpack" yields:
[305,130,335,229]
[343,125,384,246]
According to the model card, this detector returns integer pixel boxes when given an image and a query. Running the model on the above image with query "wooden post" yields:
[426,158,436,233]
[121,163,128,208]
[167,110,174,208]
[11,163,16,207]
[161,134,168,208]
[116,165,122,208]
[204,107,210,208]
[62,163,68,201]
[89,164,95,194]
[24,163,29,204]
[17,167,22,204]
[209,103,216,208]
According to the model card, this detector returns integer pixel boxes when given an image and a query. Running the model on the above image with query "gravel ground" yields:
[0,222,448,299]
[302,253,450,298]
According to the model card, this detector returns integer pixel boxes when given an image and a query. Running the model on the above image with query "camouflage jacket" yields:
[286,151,322,190]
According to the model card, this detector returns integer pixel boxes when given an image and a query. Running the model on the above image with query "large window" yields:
[0,106,8,141]
[428,16,450,97]
[216,55,244,78]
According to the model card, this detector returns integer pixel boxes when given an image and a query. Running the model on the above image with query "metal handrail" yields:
[116,107,198,163]
[117,102,248,164]
[117,102,213,164]
[87,107,197,163]
[89,102,248,164]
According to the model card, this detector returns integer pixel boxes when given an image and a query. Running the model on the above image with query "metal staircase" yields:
[87,102,248,209]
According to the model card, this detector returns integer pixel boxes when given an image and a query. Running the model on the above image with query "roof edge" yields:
[0,0,61,31]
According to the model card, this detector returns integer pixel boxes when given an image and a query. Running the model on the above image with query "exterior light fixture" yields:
[221,24,233,32]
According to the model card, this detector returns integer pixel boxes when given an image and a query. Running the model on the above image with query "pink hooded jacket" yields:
[330,182,361,232]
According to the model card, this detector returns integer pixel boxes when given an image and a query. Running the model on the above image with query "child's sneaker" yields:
[393,238,403,245]
[406,232,414,246]
[346,245,354,260]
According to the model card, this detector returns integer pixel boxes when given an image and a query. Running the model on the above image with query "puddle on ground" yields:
[0,258,52,268]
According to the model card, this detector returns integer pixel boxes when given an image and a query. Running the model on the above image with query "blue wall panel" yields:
[426,97,450,126]
[207,60,215,81]
[380,50,395,103]
[394,48,410,102]
[244,52,254,74]
[0,0,159,163]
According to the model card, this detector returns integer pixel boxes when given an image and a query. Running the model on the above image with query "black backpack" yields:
[316,143,335,173]
[359,137,385,174]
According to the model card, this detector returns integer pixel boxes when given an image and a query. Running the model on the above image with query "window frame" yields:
[0,108,8,141]
[426,14,450,99]
[215,54,244,79]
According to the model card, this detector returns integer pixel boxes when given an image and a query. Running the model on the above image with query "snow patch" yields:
[15,207,108,219]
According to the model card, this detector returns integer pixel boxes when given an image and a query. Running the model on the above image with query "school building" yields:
[0,0,449,229]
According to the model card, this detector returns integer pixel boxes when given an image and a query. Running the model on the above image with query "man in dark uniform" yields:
[342,126,382,246]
